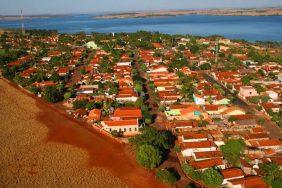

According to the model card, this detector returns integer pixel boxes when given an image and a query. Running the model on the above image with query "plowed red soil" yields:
[0,78,167,188]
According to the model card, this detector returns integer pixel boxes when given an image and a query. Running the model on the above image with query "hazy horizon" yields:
[1,0,282,15]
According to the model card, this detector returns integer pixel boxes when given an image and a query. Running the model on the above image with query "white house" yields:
[239,86,259,99]
[101,119,139,136]
[265,90,279,101]
[180,141,217,157]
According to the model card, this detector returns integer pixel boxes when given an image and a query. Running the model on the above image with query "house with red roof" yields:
[20,67,37,78]
[247,139,282,152]
[87,109,101,122]
[111,107,142,121]
[192,150,223,161]
[221,168,245,186]
[180,132,209,143]
[57,67,70,76]
[180,141,217,157]
[228,175,267,188]
[101,119,139,136]
[190,158,225,171]
[116,88,138,103]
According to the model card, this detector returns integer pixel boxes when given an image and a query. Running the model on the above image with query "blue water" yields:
[0,14,282,42]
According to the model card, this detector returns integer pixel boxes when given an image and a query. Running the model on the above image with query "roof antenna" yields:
[20,9,25,35]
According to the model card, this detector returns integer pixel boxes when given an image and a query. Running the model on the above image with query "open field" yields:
[0,78,167,188]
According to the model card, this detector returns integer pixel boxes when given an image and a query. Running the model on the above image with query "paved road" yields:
[203,73,282,139]
[203,73,251,110]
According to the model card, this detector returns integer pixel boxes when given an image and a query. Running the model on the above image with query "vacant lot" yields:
[0,79,166,188]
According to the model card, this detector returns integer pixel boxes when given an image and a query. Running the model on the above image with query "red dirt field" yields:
[0,78,168,188]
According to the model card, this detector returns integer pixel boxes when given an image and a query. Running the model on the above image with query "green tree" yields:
[72,100,88,110]
[156,168,179,185]
[29,85,40,95]
[241,75,252,85]
[129,127,174,152]
[42,86,63,103]
[50,72,60,82]
[136,145,162,169]
[181,163,202,180]
[253,83,265,94]
[220,139,245,166]
[134,82,143,93]
[199,63,211,70]
[64,92,72,100]
[248,96,260,104]
[202,168,223,188]
[259,162,282,187]
[190,44,199,54]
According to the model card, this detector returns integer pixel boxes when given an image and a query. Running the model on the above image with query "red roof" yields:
[182,132,208,140]
[205,105,220,111]
[221,168,245,179]
[152,42,163,49]
[88,109,101,120]
[190,158,224,170]
[194,151,223,159]
[249,139,282,147]
[181,141,214,149]
[113,107,142,119]
[229,176,267,188]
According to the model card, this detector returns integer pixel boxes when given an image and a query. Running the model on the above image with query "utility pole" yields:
[20,9,25,35]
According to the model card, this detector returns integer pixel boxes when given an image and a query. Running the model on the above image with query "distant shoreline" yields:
[93,8,282,19]
[1,8,282,21]
[0,14,68,21]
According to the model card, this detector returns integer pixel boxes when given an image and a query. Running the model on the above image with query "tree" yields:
[42,86,63,103]
[259,162,282,187]
[199,63,211,70]
[143,117,151,124]
[64,92,72,100]
[72,100,88,110]
[253,83,265,94]
[202,168,223,188]
[50,72,60,82]
[129,127,174,152]
[190,44,199,54]
[257,118,265,125]
[156,168,179,185]
[134,83,143,93]
[220,139,245,166]
[241,75,252,85]
[181,163,202,180]
[248,96,260,104]
[136,145,162,169]
[29,85,40,95]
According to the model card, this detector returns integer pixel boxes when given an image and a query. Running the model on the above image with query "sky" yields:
[0,0,282,15]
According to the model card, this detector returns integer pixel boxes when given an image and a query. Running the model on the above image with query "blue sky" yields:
[1,0,282,15]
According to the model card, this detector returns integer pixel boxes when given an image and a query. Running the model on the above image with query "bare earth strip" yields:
[0,79,166,188]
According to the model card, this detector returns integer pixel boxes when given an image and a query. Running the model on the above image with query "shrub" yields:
[156,168,179,185]
[110,130,123,137]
